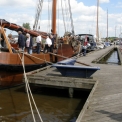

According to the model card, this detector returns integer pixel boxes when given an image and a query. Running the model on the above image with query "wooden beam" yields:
[1,27,13,53]
[48,52,91,66]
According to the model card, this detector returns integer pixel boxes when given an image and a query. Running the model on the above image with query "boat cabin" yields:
[77,34,97,50]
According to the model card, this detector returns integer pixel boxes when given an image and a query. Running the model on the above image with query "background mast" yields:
[107,9,108,41]
[96,0,99,42]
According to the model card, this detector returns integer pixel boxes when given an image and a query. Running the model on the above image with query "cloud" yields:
[0,0,35,7]
[0,0,122,37]
[116,2,122,8]
[100,0,110,4]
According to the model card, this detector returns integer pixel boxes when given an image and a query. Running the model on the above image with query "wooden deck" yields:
[25,45,122,121]
[76,45,122,122]
[25,64,96,98]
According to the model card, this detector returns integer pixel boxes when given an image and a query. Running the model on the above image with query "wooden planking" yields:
[83,105,122,118]
[25,46,122,122]
[76,46,122,122]
[76,80,99,122]
[27,74,95,89]
[25,65,96,90]
[89,95,122,107]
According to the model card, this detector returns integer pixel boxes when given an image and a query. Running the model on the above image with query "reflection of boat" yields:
[0,70,23,88]
[0,0,76,87]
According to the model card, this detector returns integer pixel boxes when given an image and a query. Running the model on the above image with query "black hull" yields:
[0,63,48,72]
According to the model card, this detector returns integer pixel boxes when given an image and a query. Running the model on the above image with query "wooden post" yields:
[69,87,73,98]
[1,27,13,53]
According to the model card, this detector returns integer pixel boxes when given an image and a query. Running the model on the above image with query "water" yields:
[106,51,119,65]
[0,84,89,122]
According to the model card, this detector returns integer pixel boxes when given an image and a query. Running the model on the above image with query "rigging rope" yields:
[68,0,75,35]
[47,0,51,33]
[61,0,66,34]
[64,0,71,32]
[33,0,44,31]
[60,0,74,35]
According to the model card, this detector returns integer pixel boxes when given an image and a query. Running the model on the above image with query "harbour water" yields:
[0,82,89,122]
[97,49,120,65]
[106,50,119,64]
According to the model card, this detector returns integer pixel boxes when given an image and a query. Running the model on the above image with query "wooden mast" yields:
[96,0,99,42]
[52,0,57,35]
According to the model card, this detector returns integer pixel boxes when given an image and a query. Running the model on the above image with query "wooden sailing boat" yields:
[0,0,75,87]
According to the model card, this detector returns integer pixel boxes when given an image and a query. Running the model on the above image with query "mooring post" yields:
[69,87,74,98]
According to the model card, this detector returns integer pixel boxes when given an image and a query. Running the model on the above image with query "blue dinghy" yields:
[57,58,76,65]
[52,64,100,78]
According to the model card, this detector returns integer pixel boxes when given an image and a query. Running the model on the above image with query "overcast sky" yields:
[0,0,122,38]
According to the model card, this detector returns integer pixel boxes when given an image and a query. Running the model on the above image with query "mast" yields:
[107,9,108,41]
[52,0,57,35]
[96,0,99,42]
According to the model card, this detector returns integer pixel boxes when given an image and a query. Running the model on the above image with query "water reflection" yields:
[106,51,119,64]
[0,85,89,122]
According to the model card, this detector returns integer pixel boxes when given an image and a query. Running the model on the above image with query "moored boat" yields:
[0,0,77,87]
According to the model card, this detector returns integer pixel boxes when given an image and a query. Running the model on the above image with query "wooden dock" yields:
[76,45,122,122]
[24,45,122,121]
[25,65,96,98]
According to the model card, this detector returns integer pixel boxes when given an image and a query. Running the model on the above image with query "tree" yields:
[22,23,31,30]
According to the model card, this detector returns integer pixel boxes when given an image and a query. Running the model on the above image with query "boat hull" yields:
[0,52,50,71]
[0,44,74,87]
[57,44,74,61]
[0,70,23,88]
[0,52,50,87]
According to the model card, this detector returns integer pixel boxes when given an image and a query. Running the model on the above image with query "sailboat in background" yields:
[0,0,76,87]
[104,9,111,47]
[95,0,104,49]
[96,0,99,43]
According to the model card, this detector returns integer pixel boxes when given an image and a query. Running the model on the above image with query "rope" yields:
[33,0,44,31]
[48,52,91,66]
[68,0,75,35]
[47,0,51,33]
[17,50,54,79]
[64,0,70,32]
[19,52,53,65]
[18,53,36,122]
[61,0,66,33]
[18,52,43,122]
[40,0,44,30]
